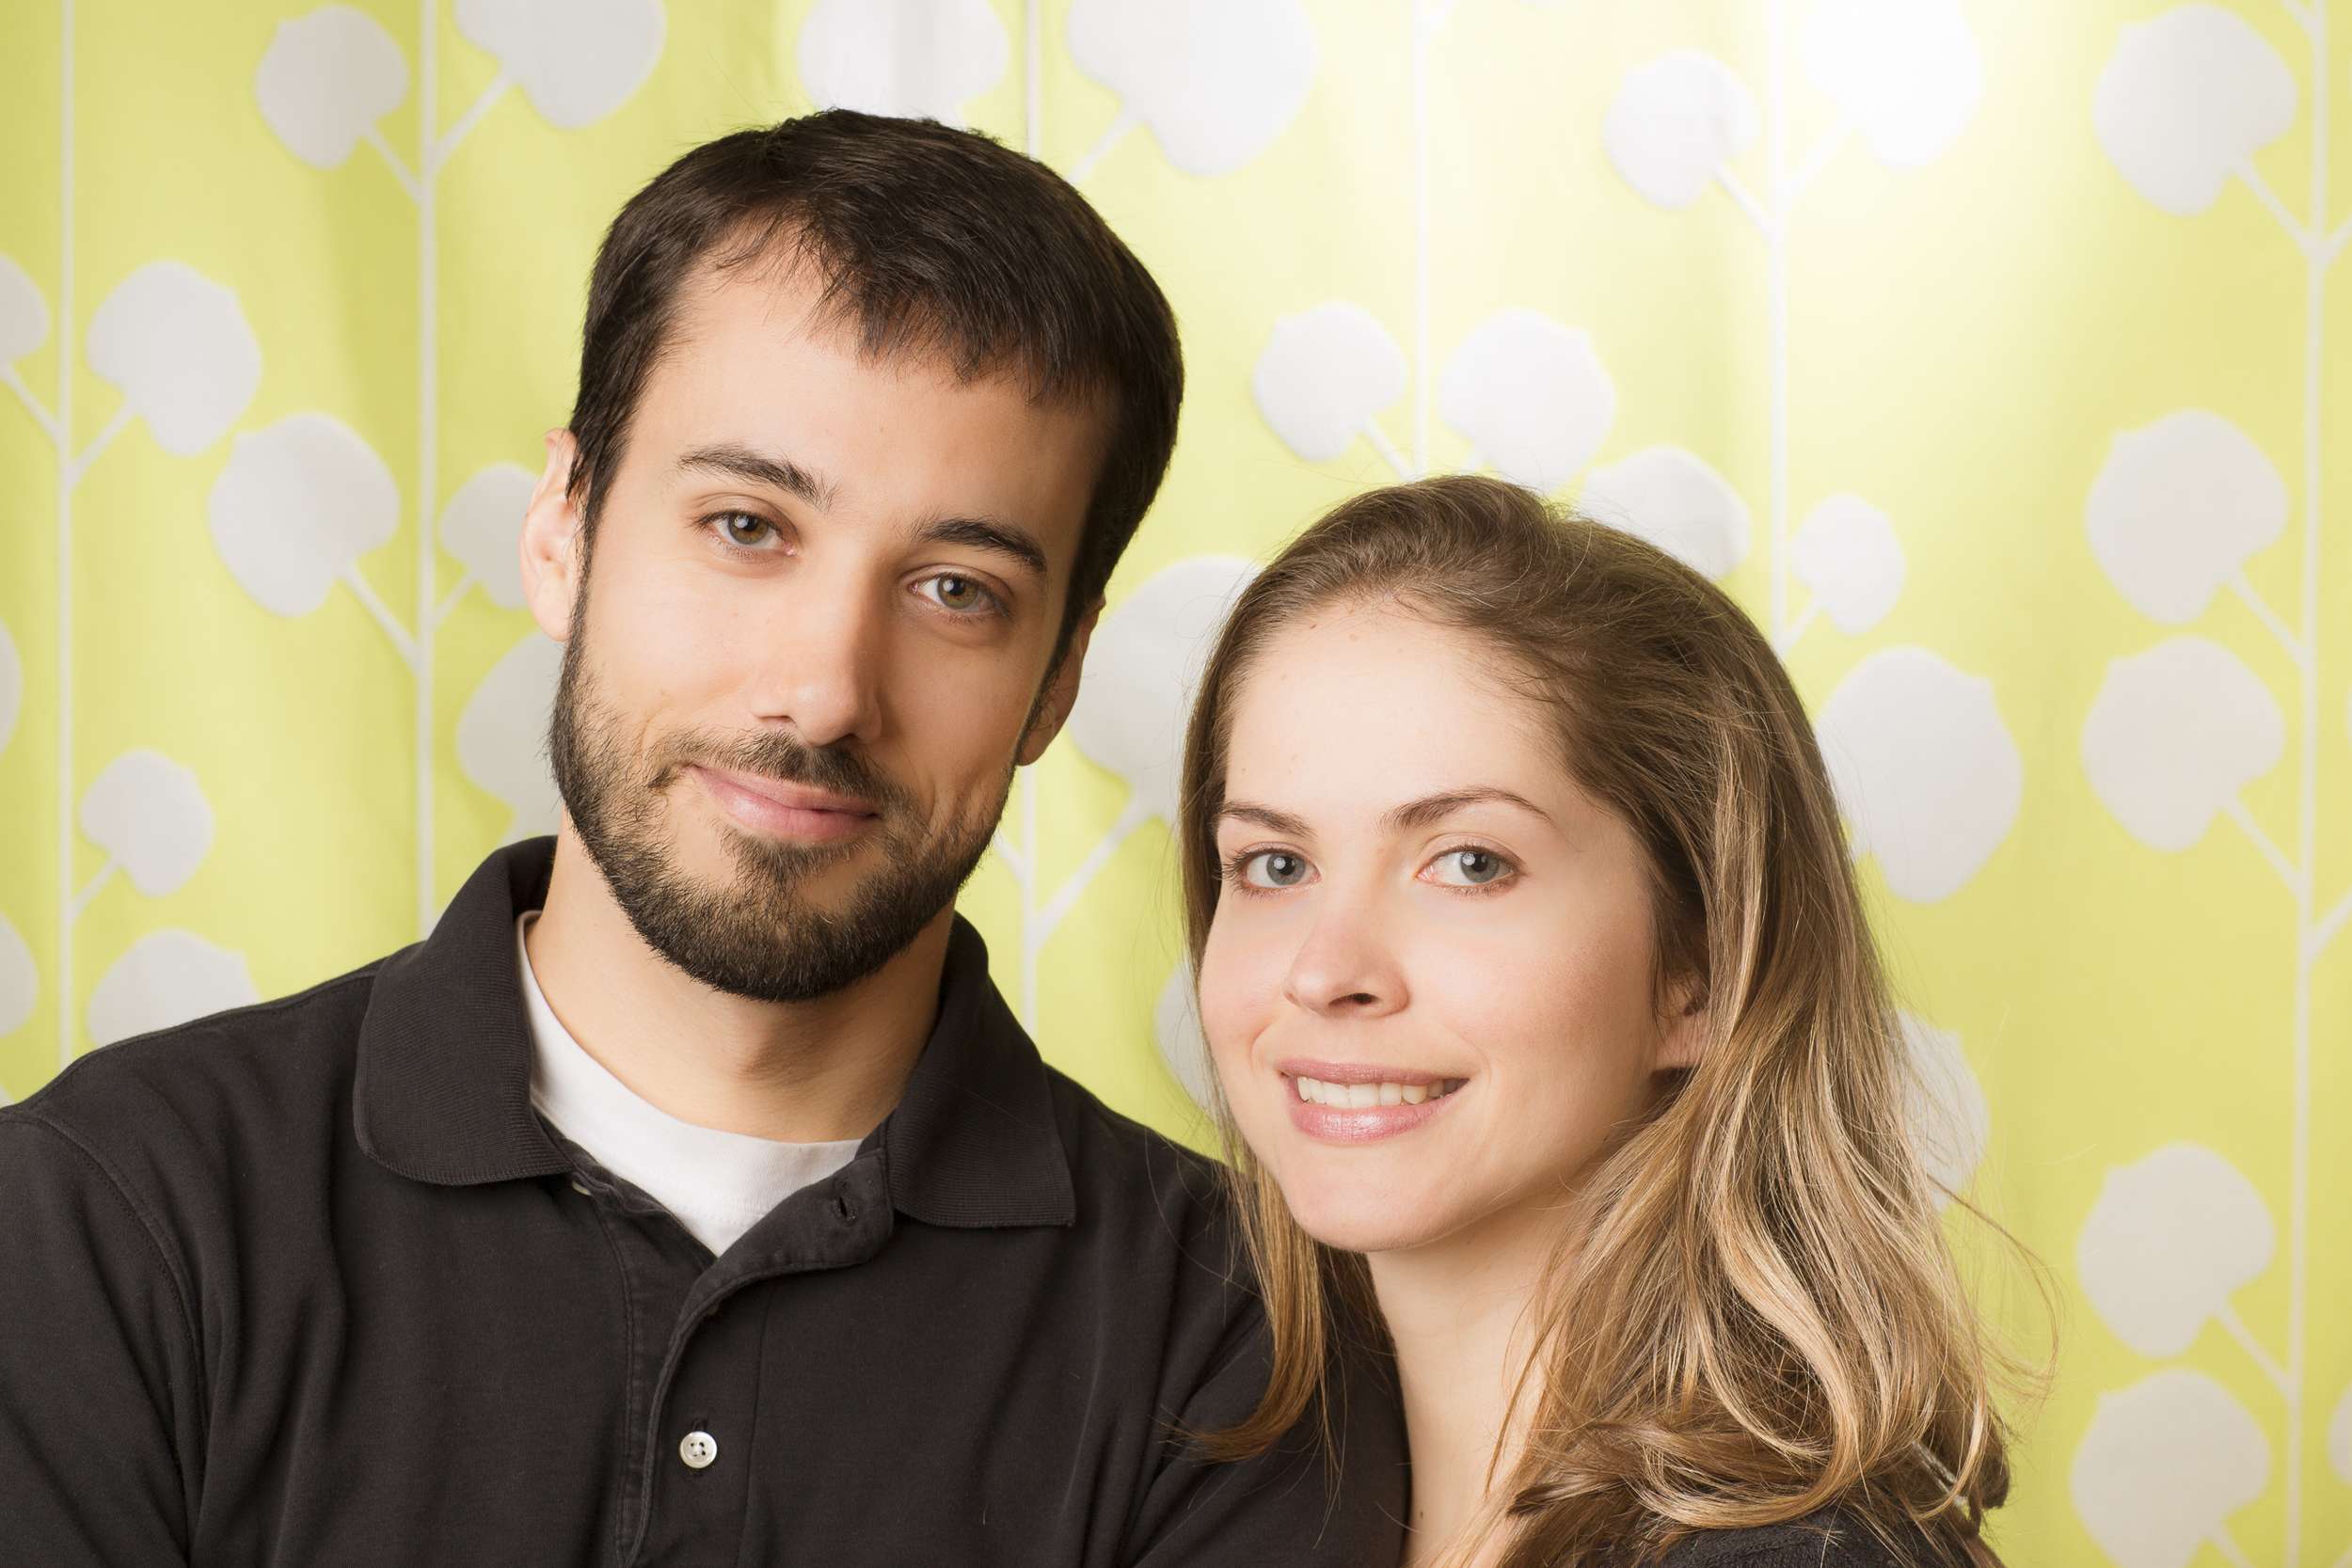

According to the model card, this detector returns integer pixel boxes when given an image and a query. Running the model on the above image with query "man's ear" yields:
[1017,599,1103,767]
[521,429,588,643]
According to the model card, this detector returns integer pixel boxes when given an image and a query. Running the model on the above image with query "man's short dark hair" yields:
[567,110,1184,653]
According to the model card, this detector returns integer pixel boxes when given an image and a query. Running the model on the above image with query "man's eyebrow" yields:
[1218,800,1312,836]
[915,516,1050,582]
[675,444,834,508]
[1382,787,1552,831]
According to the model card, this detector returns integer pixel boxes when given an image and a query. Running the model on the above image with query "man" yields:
[0,113,1403,1565]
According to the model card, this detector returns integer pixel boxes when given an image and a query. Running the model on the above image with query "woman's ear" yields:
[1655,975,1707,1072]
[521,429,587,643]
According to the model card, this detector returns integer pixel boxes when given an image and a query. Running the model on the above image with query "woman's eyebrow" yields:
[1218,800,1311,835]
[1382,787,1551,831]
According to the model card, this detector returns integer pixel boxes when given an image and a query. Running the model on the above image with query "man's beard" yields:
[548,640,1007,1004]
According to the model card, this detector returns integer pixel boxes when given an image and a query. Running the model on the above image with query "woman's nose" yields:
[1282,897,1407,1020]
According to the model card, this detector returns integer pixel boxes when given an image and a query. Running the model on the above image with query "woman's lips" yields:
[689,764,878,845]
[1278,1061,1468,1144]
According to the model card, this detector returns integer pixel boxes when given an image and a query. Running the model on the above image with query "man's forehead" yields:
[666,246,1101,418]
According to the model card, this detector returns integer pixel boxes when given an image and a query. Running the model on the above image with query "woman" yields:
[1179,476,2025,1566]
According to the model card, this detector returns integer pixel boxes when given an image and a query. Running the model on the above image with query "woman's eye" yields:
[1241,851,1311,889]
[716,512,773,548]
[927,574,988,613]
[1429,848,1510,887]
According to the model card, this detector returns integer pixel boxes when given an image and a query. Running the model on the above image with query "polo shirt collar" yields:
[355,838,1075,1229]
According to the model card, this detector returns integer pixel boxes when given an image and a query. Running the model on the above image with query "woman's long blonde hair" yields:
[1179,476,2029,1567]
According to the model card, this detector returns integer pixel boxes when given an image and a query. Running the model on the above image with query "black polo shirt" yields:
[0,841,1405,1566]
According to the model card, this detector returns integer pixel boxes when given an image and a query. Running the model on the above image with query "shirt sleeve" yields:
[1120,1315,1408,1568]
[0,1115,201,1567]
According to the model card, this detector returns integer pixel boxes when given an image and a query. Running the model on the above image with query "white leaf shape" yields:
[254,5,410,170]
[209,414,401,618]
[2328,1381,2352,1485]
[0,911,35,1041]
[1440,311,1616,494]
[2071,1369,2267,1568]
[1251,303,1406,465]
[1066,0,1319,179]
[1066,555,1257,824]
[1817,647,2022,904]
[2083,637,2282,853]
[2087,410,2285,626]
[457,633,564,842]
[1604,52,1758,211]
[2077,1142,2272,1358]
[1153,958,1216,1112]
[87,929,261,1049]
[797,0,1009,128]
[85,262,262,460]
[2094,5,2296,217]
[454,0,665,131]
[439,463,537,610]
[0,611,19,757]
[1799,0,1983,170]
[1901,1013,1986,1202]
[1577,446,1752,580]
[0,252,50,364]
[1792,494,1906,635]
[80,751,215,899]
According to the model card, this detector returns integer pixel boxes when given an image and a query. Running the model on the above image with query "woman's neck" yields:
[1370,1199,1574,1568]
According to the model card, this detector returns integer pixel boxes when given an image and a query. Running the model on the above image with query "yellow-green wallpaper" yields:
[2,3,2348,1563]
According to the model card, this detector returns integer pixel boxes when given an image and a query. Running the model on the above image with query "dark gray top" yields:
[1661,1511,1961,1566]
[0,838,1406,1567]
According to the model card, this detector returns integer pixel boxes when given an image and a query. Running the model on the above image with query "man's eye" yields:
[925,574,991,613]
[1242,851,1311,889]
[1428,848,1510,887]
[717,512,773,548]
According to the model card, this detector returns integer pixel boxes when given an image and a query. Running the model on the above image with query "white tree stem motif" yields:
[4,366,57,440]
[54,0,76,1073]
[1066,106,1138,184]
[66,859,114,927]
[1766,0,1792,641]
[414,0,441,938]
[364,127,420,198]
[2285,24,2327,1564]
[65,401,131,488]
[2217,1303,2296,1397]
[2233,570,2308,663]
[2087,6,2352,1559]
[1411,0,1437,473]
[1025,0,1043,158]
[435,71,510,169]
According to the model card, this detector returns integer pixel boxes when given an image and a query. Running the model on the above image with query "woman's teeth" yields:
[1292,1076,1466,1108]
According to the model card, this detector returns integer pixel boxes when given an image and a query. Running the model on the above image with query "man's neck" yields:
[523,827,948,1143]
[1371,1200,1571,1568]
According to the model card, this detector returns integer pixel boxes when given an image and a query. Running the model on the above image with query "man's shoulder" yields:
[1031,1065,1251,1283]
[1038,1061,1226,1208]
[1660,1511,1961,1568]
[2,957,392,1166]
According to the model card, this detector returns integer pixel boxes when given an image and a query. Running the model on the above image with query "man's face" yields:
[523,261,1107,1001]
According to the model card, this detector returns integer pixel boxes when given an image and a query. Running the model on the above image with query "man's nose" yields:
[748,565,888,750]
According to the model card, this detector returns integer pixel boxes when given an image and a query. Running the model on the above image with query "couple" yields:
[0,113,2010,1566]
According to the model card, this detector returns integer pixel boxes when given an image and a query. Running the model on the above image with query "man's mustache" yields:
[653,729,912,818]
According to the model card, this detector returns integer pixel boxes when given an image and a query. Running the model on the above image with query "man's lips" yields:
[686,763,880,845]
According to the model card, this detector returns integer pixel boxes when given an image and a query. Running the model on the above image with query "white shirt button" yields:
[679,1431,718,1469]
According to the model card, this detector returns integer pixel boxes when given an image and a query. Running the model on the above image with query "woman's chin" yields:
[1283,1191,1464,1258]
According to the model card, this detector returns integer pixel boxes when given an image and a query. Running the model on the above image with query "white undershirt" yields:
[516,915,862,1256]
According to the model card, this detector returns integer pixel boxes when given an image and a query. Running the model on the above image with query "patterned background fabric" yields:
[1,2,2346,1561]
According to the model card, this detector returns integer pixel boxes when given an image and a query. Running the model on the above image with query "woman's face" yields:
[1200,603,1697,1259]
